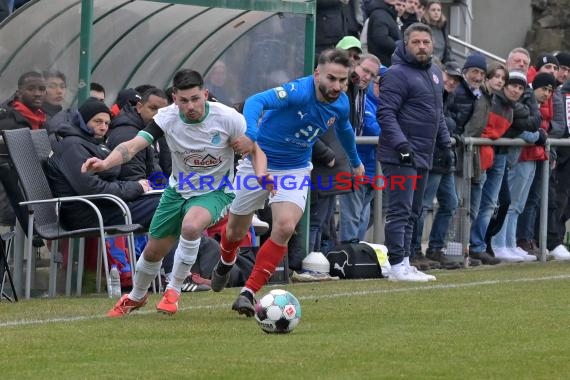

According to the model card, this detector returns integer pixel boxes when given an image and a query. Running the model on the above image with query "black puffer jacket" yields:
[365,0,401,67]
[502,85,540,138]
[447,79,478,136]
[107,104,161,181]
[46,109,144,229]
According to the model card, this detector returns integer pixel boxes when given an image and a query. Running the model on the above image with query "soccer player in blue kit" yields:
[210,48,366,316]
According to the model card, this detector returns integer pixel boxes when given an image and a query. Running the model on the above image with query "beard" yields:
[318,82,340,103]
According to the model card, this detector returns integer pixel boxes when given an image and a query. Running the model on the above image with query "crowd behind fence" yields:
[356,136,570,265]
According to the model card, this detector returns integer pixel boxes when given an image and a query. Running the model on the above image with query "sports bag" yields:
[325,242,383,279]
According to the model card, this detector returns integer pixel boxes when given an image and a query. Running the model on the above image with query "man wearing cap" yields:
[554,51,570,86]
[492,73,558,262]
[336,36,363,69]
[411,60,463,270]
[337,52,381,244]
[46,97,156,230]
[447,52,487,137]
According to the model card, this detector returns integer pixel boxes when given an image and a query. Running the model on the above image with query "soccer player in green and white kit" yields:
[82,69,269,317]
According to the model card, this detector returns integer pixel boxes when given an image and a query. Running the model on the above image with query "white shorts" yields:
[229,159,312,215]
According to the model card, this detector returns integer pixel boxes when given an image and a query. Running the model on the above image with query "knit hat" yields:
[532,72,557,90]
[507,70,527,87]
[555,51,570,67]
[78,97,112,123]
[462,53,487,72]
[336,36,362,53]
[443,61,462,78]
[535,53,559,70]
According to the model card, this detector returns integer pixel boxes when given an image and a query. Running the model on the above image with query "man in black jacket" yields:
[107,88,168,182]
[46,98,156,230]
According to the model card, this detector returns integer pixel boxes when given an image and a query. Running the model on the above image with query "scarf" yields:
[11,100,46,130]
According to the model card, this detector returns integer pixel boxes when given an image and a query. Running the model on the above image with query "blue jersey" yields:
[243,75,362,170]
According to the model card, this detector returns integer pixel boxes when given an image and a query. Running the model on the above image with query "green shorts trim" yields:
[148,187,235,239]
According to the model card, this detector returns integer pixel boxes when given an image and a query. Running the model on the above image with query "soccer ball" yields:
[254,289,301,334]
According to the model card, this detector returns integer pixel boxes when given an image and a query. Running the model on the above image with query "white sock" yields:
[166,236,201,293]
[129,255,162,301]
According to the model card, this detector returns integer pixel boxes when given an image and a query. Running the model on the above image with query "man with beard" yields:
[377,22,453,282]
[210,48,365,316]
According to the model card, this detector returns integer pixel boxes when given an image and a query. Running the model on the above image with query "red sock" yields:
[220,228,241,264]
[245,238,287,293]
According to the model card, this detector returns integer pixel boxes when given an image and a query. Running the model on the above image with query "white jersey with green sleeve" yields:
[152,101,245,199]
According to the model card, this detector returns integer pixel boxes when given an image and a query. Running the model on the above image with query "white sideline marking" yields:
[2,274,569,328]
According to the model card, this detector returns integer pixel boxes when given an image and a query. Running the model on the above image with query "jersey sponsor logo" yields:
[297,111,308,120]
[183,153,222,171]
[289,83,297,92]
[210,131,221,145]
[294,125,320,142]
[274,86,288,100]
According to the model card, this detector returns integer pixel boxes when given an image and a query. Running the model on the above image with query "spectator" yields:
[365,0,401,66]
[337,54,382,243]
[106,88,168,182]
[42,70,67,119]
[377,23,452,281]
[0,71,47,227]
[517,54,566,258]
[492,73,558,262]
[411,61,462,270]
[400,0,419,34]
[554,51,570,86]
[89,82,106,102]
[336,36,363,69]
[315,0,349,59]
[46,98,157,228]
[421,1,451,63]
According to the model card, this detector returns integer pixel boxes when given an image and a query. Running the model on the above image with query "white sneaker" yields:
[407,265,437,281]
[549,245,570,260]
[494,247,524,263]
[388,263,429,282]
[510,247,537,262]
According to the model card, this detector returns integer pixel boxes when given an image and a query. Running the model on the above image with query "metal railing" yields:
[355,136,570,265]
[448,35,506,64]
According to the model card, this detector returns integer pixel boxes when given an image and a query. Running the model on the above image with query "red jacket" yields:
[479,91,514,171]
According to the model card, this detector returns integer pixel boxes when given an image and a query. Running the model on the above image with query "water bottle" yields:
[109,265,122,298]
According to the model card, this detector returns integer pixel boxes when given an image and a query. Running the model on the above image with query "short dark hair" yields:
[172,69,204,91]
[42,70,66,83]
[403,22,433,43]
[134,84,155,94]
[90,82,105,94]
[17,71,43,88]
[317,48,351,69]
[140,87,167,103]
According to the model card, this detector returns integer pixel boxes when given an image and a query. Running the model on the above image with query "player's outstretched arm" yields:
[81,135,150,173]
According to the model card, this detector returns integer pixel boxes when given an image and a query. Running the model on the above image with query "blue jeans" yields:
[493,161,536,248]
[339,183,375,242]
[309,194,336,252]
[381,164,428,265]
[412,172,458,252]
[469,153,507,253]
